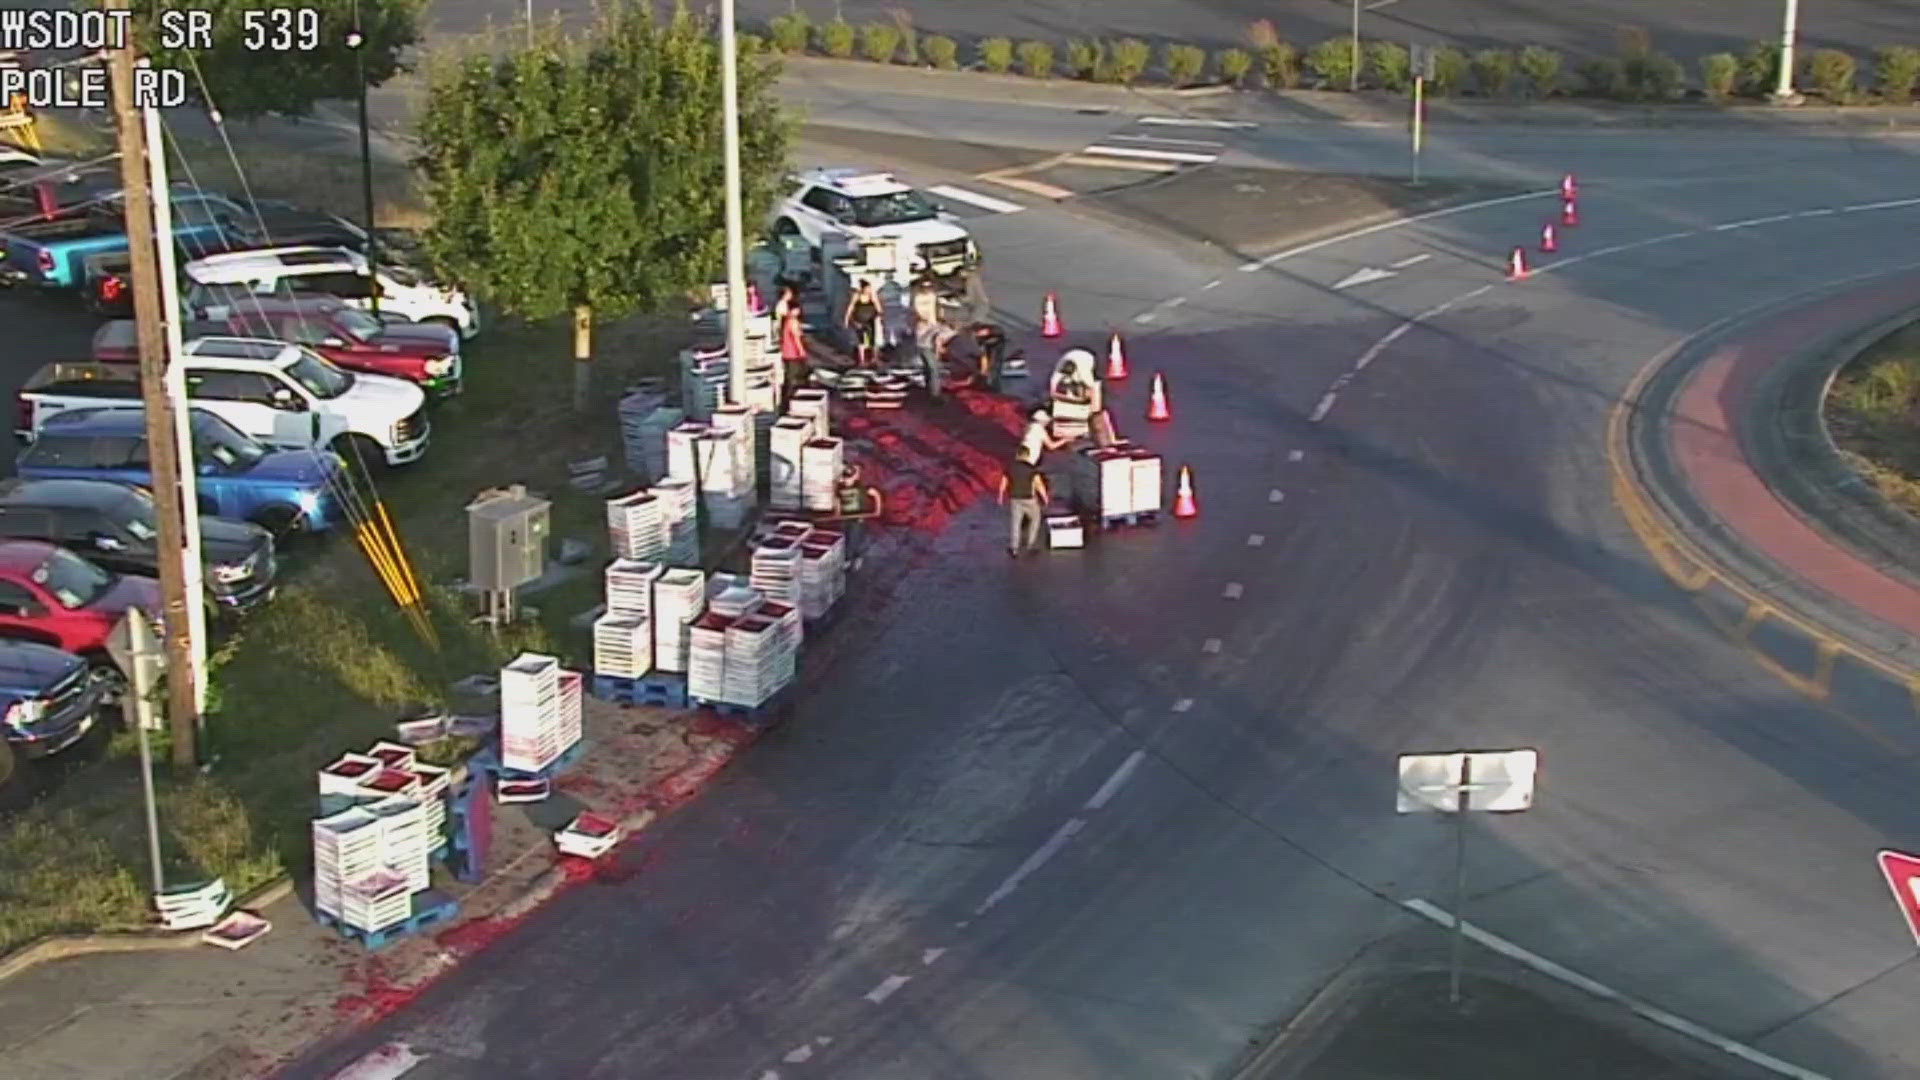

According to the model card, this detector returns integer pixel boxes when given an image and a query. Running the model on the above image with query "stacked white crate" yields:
[339,868,413,935]
[606,490,668,560]
[801,438,843,512]
[797,528,847,619]
[686,612,733,702]
[722,613,792,706]
[787,390,831,440]
[593,613,652,679]
[696,432,750,530]
[650,478,698,564]
[769,418,811,510]
[559,670,583,750]
[617,388,676,482]
[679,346,730,420]
[311,806,384,921]
[709,584,763,619]
[761,599,805,652]
[666,421,710,484]
[500,653,581,775]
[711,405,761,498]
[605,558,662,616]
[369,794,433,892]
[1090,447,1135,519]
[749,537,801,605]
[1129,449,1163,515]
[652,568,706,673]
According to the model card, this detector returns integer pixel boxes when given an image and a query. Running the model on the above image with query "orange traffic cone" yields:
[1540,222,1557,253]
[1040,293,1063,338]
[1560,173,1577,203]
[1146,372,1171,421]
[1106,332,1129,379]
[1173,466,1198,518]
[1561,199,1579,227]
[1507,247,1529,280]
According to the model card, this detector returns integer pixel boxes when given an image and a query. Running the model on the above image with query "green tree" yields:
[1367,41,1410,92]
[1215,48,1252,86]
[1700,53,1738,101]
[119,0,419,118]
[417,4,793,411]
[1876,46,1920,101]
[1516,45,1562,96]
[1163,43,1206,85]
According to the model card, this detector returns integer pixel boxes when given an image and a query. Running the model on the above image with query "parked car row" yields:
[0,154,478,787]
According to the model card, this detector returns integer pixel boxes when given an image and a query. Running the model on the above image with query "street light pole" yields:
[349,4,378,313]
[719,0,750,409]
[1773,0,1802,102]
[1349,0,1361,92]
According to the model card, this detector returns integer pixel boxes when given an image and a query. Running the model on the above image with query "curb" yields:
[1610,269,1920,701]
[0,870,298,984]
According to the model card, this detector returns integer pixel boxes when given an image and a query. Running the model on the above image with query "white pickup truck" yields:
[15,337,430,468]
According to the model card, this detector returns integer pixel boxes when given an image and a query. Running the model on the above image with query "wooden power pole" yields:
[106,4,202,768]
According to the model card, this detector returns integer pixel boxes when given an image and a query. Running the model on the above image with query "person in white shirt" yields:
[1021,407,1064,462]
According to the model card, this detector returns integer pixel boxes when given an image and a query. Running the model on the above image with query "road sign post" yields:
[1397,748,1538,1004]
[1875,850,1920,946]
[1409,45,1435,186]
[108,610,166,895]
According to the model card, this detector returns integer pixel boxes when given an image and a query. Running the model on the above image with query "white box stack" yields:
[798,528,847,619]
[605,558,663,616]
[666,421,710,484]
[679,345,730,421]
[500,653,576,775]
[311,806,384,920]
[801,438,843,512]
[1091,448,1135,519]
[697,433,751,531]
[408,762,450,845]
[339,868,413,934]
[749,537,801,605]
[593,612,652,678]
[606,491,668,560]
[651,479,699,564]
[318,753,381,797]
[652,568,706,672]
[686,612,733,702]
[787,389,831,440]
[709,584,763,619]
[369,794,432,892]
[711,405,761,497]
[761,599,805,652]
[769,418,811,509]
[722,613,793,706]
[1129,450,1163,515]
[558,670,583,751]
[617,387,677,482]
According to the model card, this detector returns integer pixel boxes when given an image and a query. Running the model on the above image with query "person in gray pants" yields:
[997,446,1051,556]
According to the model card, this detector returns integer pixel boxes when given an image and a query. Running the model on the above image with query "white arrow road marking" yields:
[1333,266,1398,290]
[925,184,1025,214]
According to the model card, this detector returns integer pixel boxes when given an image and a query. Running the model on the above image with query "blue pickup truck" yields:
[0,188,261,290]
[0,638,109,805]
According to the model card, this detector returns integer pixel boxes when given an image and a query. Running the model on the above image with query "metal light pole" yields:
[1772,0,1802,102]
[526,0,534,45]
[349,7,379,312]
[1349,0,1361,92]
[115,610,166,894]
[719,0,751,408]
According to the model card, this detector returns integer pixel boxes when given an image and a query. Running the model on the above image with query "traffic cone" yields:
[1507,247,1529,281]
[1040,293,1063,338]
[1146,372,1171,421]
[1561,199,1579,227]
[1540,222,1557,253]
[1173,466,1198,518]
[1106,332,1129,379]
[1560,173,1577,203]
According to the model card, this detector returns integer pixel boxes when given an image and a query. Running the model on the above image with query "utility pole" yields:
[1772,0,1802,103]
[349,0,379,314]
[719,0,750,409]
[1349,0,1361,92]
[107,2,202,768]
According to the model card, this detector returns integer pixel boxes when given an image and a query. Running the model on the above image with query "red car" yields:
[0,540,162,658]
[92,294,462,397]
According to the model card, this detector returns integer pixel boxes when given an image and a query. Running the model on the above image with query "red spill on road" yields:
[836,387,1020,535]
[329,959,424,1025]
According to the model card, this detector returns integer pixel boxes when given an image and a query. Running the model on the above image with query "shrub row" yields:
[761,11,1920,103]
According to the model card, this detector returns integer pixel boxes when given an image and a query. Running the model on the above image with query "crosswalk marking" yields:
[1106,132,1225,149]
[1065,154,1180,172]
[1138,115,1256,130]
[926,184,1025,215]
[1080,144,1220,164]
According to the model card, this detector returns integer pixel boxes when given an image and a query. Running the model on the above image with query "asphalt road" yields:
[266,82,1920,1080]
[444,0,1909,62]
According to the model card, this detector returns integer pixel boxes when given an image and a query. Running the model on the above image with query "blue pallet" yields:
[690,687,792,723]
[316,890,458,951]
[1101,510,1160,529]
[493,739,585,782]
[590,671,689,709]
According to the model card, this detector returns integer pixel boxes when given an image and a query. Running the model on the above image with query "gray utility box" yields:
[467,485,551,592]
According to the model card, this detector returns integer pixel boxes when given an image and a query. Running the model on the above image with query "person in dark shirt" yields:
[996,446,1051,556]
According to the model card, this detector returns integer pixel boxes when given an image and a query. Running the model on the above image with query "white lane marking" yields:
[783,1045,815,1063]
[1139,115,1256,129]
[1065,153,1180,172]
[817,1036,834,1046]
[975,819,1086,914]
[1202,638,1224,653]
[925,184,1025,214]
[922,947,947,965]
[1107,132,1227,149]
[1269,488,1285,502]
[1223,582,1244,599]
[1402,900,1831,1080]
[1085,749,1146,810]
[1842,196,1920,212]
[864,974,912,1004]
[1081,143,1220,164]
[1247,533,1266,546]
[1201,279,1223,290]
[1162,296,1188,309]
[1715,212,1800,231]
[1287,450,1304,462]
[1172,698,1194,712]
[760,1072,781,1080]
[328,1044,423,1080]
[1333,266,1398,290]
[1241,188,1558,272]
[1133,311,1158,324]
[1309,392,1338,422]
[1796,207,1837,217]
[1389,253,1432,269]
[1365,0,1400,8]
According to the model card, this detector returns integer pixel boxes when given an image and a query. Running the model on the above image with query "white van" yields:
[183,246,480,339]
